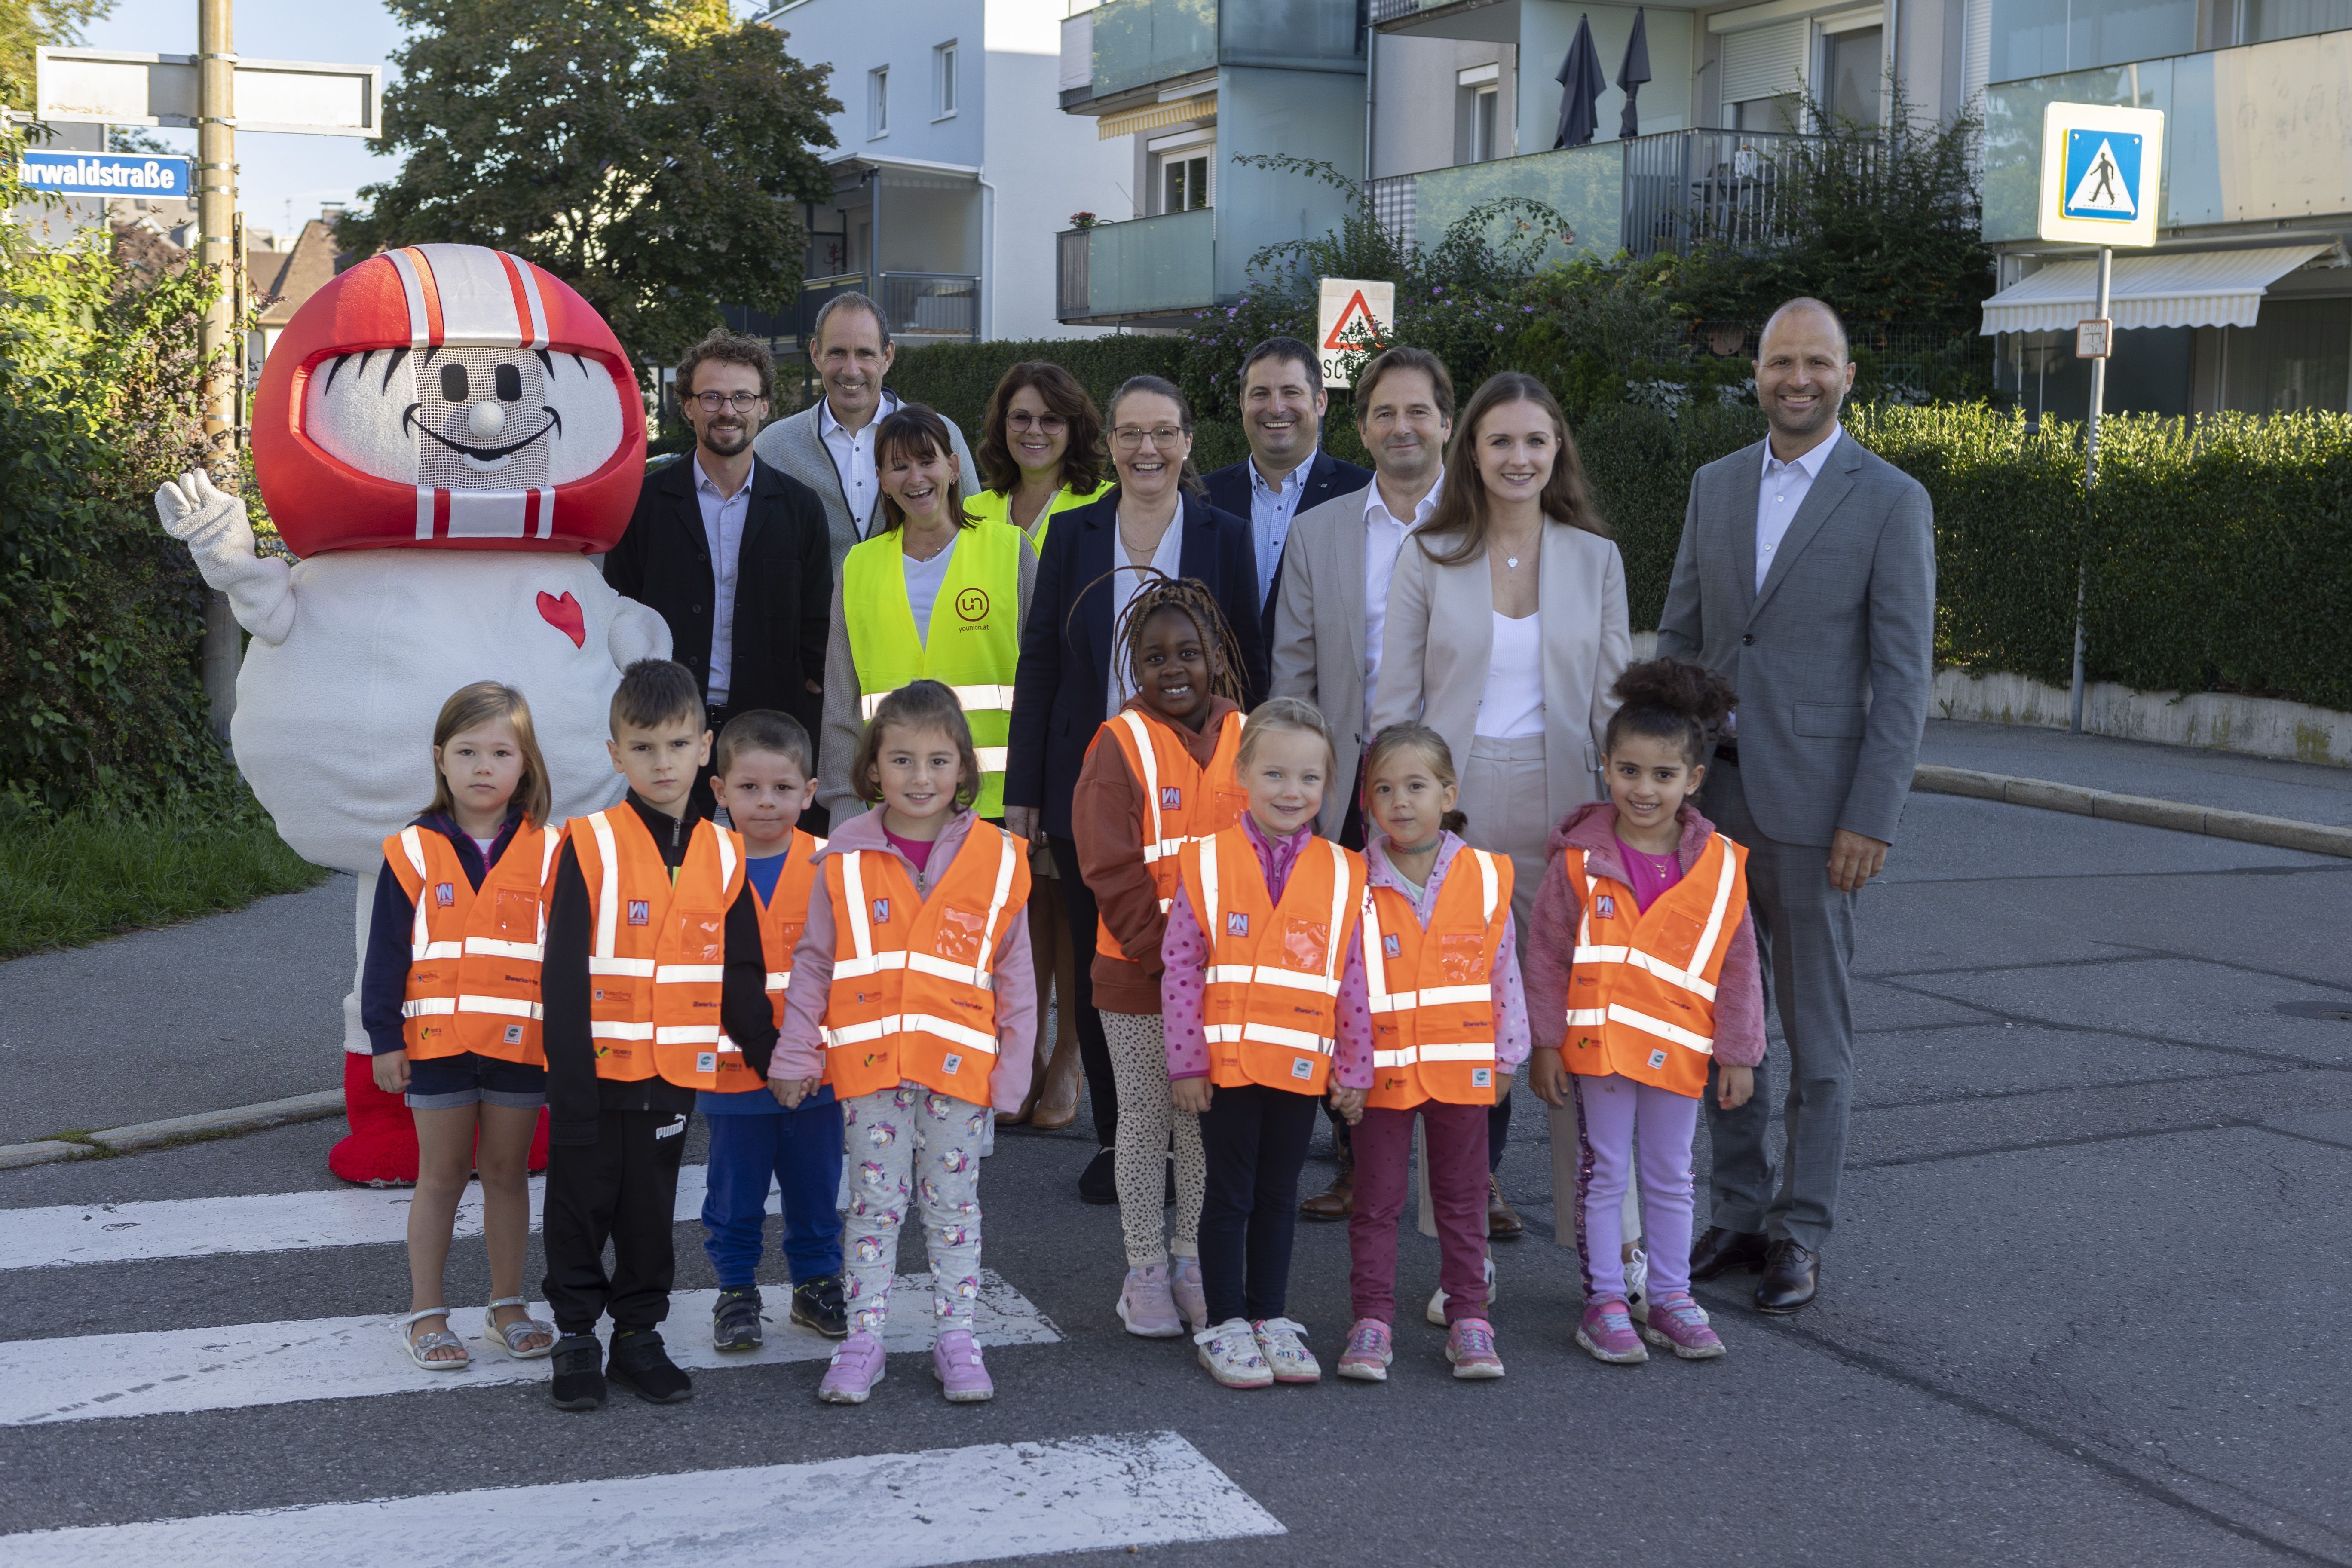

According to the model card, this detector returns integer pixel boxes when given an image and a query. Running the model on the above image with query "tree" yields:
[339,0,840,366]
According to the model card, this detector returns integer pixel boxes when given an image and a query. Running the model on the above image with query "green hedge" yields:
[893,340,2352,713]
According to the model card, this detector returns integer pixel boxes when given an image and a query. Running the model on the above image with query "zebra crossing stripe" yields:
[0,1273,1058,1426]
[0,1430,1285,1566]
[2,1166,752,1271]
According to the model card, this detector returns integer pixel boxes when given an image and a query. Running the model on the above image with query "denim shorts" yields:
[404,1052,547,1110]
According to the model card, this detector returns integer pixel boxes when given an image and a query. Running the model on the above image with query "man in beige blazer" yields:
[1271,346,1453,845]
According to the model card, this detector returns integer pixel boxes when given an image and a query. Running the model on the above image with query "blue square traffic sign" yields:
[2061,129,2142,221]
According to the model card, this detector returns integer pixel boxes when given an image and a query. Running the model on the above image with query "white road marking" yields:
[0,1430,1284,1567]
[0,1166,757,1271]
[0,1273,1058,1425]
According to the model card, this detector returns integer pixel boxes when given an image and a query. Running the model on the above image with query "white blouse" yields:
[1473,611,1545,739]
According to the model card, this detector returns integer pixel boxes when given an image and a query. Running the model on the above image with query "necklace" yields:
[1498,528,1539,573]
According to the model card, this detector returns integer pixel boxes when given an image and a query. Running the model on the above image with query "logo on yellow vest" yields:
[955,587,990,621]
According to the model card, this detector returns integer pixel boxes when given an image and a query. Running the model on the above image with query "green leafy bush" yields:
[886,335,1185,442]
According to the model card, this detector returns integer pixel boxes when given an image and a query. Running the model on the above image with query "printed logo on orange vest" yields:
[1290,1057,1314,1079]
[627,899,650,925]
[1648,1049,1668,1069]
[434,882,455,907]
[873,897,891,923]
[1226,912,1249,937]
[504,1023,524,1045]
[942,1053,963,1074]
[955,586,990,622]
[1160,785,1182,809]
[1383,933,1401,958]
[1594,894,1616,918]
[1471,1067,1492,1088]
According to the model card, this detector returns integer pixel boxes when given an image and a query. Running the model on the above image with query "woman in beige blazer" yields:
[1371,371,1631,940]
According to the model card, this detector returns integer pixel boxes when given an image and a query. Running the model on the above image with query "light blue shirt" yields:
[1755,424,1841,595]
[692,453,752,704]
[1248,449,1316,604]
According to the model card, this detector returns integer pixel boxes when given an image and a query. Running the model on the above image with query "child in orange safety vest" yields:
[1334,723,1528,1384]
[363,680,563,1374]
[772,679,1036,1408]
[1525,658,1767,1366]
[538,659,780,1413]
[1071,573,1252,1342]
[1163,696,1372,1391]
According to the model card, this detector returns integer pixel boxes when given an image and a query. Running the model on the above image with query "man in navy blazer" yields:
[1003,482,1266,1196]
[1200,336,1371,647]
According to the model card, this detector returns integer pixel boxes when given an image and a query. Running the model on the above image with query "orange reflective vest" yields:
[1563,833,1749,1097]
[383,822,564,1065]
[1179,826,1366,1096]
[1088,706,1248,962]
[662,827,828,1095]
[567,807,747,1086]
[1361,845,1513,1109]
[821,822,1032,1102]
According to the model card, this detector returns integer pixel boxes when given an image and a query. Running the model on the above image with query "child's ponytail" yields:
[1602,657,1739,767]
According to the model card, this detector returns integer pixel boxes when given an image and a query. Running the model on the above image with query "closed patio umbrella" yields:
[1617,8,1652,140]
[1553,15,1606,149]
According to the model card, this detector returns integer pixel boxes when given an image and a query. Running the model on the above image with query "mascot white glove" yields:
[155,468,296,646]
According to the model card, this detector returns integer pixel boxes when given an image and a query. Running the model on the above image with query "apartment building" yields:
[750,0,1132,346]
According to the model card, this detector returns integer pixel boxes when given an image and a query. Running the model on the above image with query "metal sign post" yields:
[2037,101,2163,737]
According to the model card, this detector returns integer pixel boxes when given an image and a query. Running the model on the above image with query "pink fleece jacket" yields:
[1363,830,1533,1073]
[1160,815,1374,1088]
[1524,801,1767,1069]
[771,808,1038,1113]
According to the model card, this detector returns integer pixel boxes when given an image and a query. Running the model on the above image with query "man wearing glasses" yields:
[605,330,833,821]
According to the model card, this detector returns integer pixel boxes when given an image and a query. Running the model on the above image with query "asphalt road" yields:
[1,785,2348,1566]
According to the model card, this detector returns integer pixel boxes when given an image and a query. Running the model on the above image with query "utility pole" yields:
[2067,244,2110,736]
[197,0,239,741]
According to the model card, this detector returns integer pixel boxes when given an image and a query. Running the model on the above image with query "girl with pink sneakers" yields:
[1525,658,1765,1365]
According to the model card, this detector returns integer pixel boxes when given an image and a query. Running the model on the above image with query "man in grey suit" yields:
[1657,297,1936,1314]
[750,291,978,578]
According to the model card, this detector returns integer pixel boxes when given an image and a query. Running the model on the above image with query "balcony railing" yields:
[879,272,980,340]
[1057,208,1216,322]
[1082,0,1363,101]
[1090,0,1216,98]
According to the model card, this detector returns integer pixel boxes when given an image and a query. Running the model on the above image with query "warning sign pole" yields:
[2067,245,2111,736]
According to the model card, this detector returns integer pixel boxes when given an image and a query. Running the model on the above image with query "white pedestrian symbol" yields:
[2068,137,2135,217]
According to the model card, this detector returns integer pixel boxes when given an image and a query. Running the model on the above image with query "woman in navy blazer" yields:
[1004,374,1266,1197]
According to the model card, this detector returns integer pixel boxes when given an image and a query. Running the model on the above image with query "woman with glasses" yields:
[968,361,1109,550]
[1004,374,1267,1202]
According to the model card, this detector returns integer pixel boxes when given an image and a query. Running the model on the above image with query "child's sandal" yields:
[481,1296,557,1360]
[395,1308,471,1370]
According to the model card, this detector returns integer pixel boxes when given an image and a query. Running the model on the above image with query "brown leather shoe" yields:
[1689,1225,1770,1281]
[1299,1148,1354,1220]
[1755,1238,1819,1314]
[1485,1174,1525,1240]
[1027,1030,1084,1131]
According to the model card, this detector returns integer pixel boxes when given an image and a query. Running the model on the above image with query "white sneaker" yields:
[1251,1317,1320,1384]
[1194,1317,1272,1389]
[1625,1246,1651,1324]
[1425,1250,1499,1326]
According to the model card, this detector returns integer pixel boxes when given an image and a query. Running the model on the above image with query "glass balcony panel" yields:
[1989,0,2196,81]
[1221,0,1364,69]
[2245,0,2352,41]
[1413,144,1625,266]
[1091,0,1217,97]
[1085,207,1216,317]
[1981,58,2181,242]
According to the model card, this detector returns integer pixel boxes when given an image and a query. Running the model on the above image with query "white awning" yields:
[1977,244,2336,335]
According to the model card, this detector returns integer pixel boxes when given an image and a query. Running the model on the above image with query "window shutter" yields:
[1721,19,1808,104]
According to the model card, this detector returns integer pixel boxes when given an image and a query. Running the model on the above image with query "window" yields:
[1988,0,2195,81]
[2242,0,2352,42]
[934,41,958,118]
[2222,298,2351,412]
[1160,153,1210,212]
[1823,25,1881,125]
[1457,62,1503,164]
[869,66,888,138]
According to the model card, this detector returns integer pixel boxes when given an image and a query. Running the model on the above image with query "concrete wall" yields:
[1371,33,1514,179]
[981,0,1131,339]
[1213,64,1369,301]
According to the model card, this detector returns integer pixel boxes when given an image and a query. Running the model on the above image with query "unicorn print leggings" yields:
[840,1081,988,1334]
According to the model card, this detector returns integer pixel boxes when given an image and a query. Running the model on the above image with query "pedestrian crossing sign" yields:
[2039,102,2162,247]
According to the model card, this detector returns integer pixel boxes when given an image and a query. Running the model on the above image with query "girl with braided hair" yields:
[1070,572,1253,1338]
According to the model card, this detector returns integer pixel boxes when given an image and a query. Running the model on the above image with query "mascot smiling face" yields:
[252,244,643,556]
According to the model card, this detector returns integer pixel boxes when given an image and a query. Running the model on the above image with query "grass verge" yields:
[0,784,329,959]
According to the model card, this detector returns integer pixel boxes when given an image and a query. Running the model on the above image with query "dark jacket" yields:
[1202,448,1373,643]
[1004,486,1268,841]
[603,453,831,737]
[360,807,525,1057]
[541,792,777,1145]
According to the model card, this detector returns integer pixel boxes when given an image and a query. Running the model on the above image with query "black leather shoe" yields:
[548,1332,606,1411]
[1078,1145,1118,1204]
[1755,1239,1820,1314]
[790,1274,848,1339]
[1689,1225,1770,1281]
[606,1329,694,1403]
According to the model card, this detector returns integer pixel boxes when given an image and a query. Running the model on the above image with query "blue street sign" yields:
[2060,129,2142,223]
[16,150,192,198]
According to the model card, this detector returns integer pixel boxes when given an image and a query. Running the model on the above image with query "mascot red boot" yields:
[153,245,669,1185]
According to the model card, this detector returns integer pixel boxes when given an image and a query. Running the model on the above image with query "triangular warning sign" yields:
[1322,288,1380,350]
[2067,138,2135,217]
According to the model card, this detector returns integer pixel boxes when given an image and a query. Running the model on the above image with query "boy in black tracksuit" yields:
[539,659,779,1411]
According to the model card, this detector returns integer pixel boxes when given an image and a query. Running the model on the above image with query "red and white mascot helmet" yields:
[252,243,645,556]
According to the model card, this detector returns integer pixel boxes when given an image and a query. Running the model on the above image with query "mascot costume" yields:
[154,243,672,1185]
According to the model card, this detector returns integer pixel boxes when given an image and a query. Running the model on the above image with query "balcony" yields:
[1056,208,1217,324]
[725,270,980,354]
[1063,0,1363,110]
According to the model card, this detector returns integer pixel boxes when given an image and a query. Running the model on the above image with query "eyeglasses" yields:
[689,391,766,413]
[1112,426,1186,451]
[1007,411,1067,434]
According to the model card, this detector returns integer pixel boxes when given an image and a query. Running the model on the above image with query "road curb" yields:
[1,1090,345,1173]
[1913,765,2352,858]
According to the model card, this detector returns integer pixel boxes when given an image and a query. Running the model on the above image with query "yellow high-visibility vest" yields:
[966,480,1106,551]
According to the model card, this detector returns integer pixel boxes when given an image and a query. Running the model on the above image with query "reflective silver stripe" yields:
[398,825,429,882]
[1472,848,1499,927]
[834,951,909,980]
[1565,1008,1609,1026]
[1198,833,1221,934]
[823,1012,1002,1054]
[400,997,457,1018]
[1416,983,1491,1007]
[974,745,1009,773]
[411,940,462,962]
[654,963,724,983]
[1372,1046,1417,1067]
[456,994,540,1020]
[1119,711,1165,858]
[842,851,876,965]
[402,826,435,961]
[588,811,623,966]
[1204,963,1255,985]
[765,972,790,992]
[1243,1021,1332,1054]
[1681,840,1740,989]
[971,824,1019,976]
[588,956,656,977]
[1416,1040,1497,1063]
[1204,1023,1246,1043]
[655,1024,722,1045]
[463,936,543,961]
[1572,944,1631,965]
[713,820,738,893]
[1606,1000,1715,1055]
[1359,886,1399,1012]
[859,683,1018,721]
[1157,896,1173,913]
[907,950,994,990]
[1623,946,1719,1002]
[1248,965,1341,997]
[591,1020,655,1041]
[537,825,564,885]
[1320,840,1350,984]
